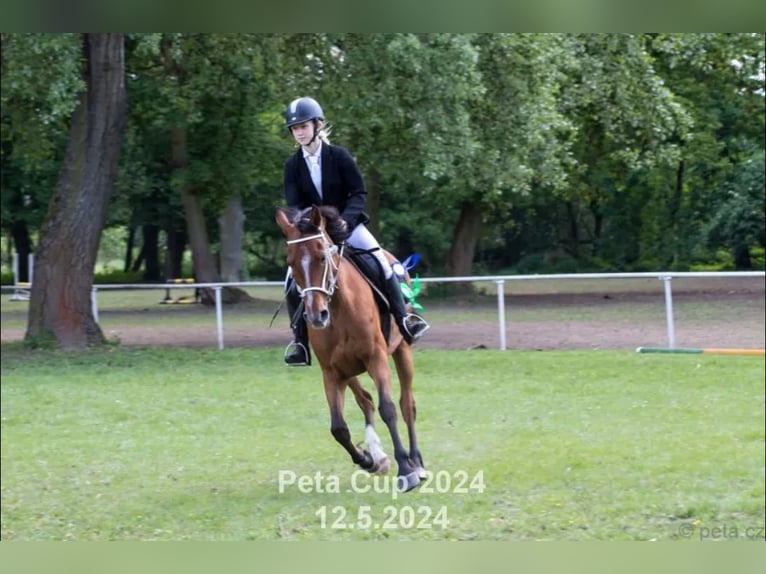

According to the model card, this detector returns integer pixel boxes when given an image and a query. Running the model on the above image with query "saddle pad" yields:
[345,247,393,343]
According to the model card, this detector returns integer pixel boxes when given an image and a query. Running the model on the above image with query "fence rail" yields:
[3,271,764,351]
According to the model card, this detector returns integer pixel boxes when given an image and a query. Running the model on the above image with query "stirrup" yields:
[283,341,310,366]
[402,314,430,342]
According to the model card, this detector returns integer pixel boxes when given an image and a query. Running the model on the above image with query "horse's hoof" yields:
[356,448,376,472]
[372,456,391,475]
[397,471,421,493]
[416,466,428,481]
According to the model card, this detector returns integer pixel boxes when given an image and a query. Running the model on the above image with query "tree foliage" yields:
[2,34,763,324]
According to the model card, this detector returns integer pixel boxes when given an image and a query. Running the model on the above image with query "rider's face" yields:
[291,121,315,146]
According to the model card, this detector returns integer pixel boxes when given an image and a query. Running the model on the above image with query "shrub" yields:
[94,270,145,284]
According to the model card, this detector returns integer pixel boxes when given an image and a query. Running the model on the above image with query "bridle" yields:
[286,232,344,299]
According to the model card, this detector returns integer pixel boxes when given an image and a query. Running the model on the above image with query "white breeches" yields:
[348,223,393,278]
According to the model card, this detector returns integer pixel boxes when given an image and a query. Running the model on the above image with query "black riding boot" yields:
[284,281,311,366]
[385,274,429,345]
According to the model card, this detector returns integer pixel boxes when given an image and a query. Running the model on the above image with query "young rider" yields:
[281,96,428,366]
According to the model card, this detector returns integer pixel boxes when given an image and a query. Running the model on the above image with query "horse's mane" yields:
[286,206,350,245]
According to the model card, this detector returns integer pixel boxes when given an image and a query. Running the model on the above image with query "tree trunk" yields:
[216,194,254,303]
[734,244,752,270]
[164,227,186,280]
[123,225,136,272]
[171,126,219,291]
[171,128,251,304]
[10,220,33,283]
[669,159,685,266]
[142,224,161,280]
[179,185,220,305]
[219,194,245,282]
[590,200,603,257]
[159,39,252,305]
[130,224,160,279]
[445,201,483,293]
[25,33,127,349]
[130,242,145,273]
[565,201,580,257]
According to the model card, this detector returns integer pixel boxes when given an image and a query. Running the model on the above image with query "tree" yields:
[25,34,127,348]
[284,34,484,273]
[449,33,577,278]
[705,147,765,268]
[132,33,285,302]
[1,33,81,283]
[647,33,765,269]
[4,32,761,305]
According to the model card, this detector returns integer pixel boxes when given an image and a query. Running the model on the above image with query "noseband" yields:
[286,232,344,299]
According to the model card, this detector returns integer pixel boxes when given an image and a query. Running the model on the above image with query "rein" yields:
[286,232,344,299]
[286,233,325,245]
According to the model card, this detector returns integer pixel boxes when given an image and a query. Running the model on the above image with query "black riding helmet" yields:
[284,97,324,129]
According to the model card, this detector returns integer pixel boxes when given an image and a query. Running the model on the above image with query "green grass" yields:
[2,345,764,541]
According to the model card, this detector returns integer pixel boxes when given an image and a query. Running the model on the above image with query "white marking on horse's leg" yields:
[365,424,390,474]
[364,424,386,460]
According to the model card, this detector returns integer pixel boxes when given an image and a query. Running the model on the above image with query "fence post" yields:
[660,276,676,349]
[214,286,224,350]
[496,279,507,351]
[91,286,99,325]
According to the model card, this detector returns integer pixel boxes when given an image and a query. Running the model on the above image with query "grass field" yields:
[2,345,763,541]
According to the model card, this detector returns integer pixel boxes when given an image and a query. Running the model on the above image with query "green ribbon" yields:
[400,275,424,312]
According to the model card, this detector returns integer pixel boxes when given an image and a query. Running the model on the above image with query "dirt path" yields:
[3,278,764,351]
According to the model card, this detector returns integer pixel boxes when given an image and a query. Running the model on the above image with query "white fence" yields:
[4,271,763,351]
[418,271,765,351]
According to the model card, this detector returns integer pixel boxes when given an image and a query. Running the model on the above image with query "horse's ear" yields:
[309,205,325,232]
[276,209,293,236]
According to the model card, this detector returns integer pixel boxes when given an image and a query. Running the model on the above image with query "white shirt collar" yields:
[302,140,323,160]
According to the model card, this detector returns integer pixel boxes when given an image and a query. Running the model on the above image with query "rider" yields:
[281,96,429,366]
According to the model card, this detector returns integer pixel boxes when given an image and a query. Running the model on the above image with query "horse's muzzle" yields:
[305,309,330,329]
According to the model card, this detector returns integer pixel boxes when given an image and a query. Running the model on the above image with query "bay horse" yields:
[276,205,426,492]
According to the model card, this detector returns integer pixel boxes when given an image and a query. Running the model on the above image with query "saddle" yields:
[344,246,397,343]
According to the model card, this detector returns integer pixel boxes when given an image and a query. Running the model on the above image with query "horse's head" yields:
[276,206,344,330]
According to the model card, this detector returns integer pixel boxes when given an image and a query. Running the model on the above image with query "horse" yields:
[276,205,426,492]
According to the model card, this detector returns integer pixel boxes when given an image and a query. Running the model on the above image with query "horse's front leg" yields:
[367,356,420,492]
[322,372,374,471]
[348,377,390,474]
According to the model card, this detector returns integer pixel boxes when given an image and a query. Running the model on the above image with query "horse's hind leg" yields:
[393,344,426,479]
[348,377,390,474]
[322,372,374,471]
